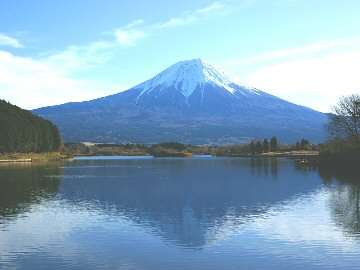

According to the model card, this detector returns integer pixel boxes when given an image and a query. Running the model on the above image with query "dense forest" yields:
[0,100,62,153]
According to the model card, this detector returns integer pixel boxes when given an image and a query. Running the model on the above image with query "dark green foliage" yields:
[215,136,281,156]
[250,141,256,154]
[255,141,263,153]
[0,100,62,153]
[149,142,191,157]
[151,142,187,151]
[301,139,310,148]
[63,143,90,155]
[319,94,360,169]
[263,139,270,153]
[270,136,278,151]
[320,140,360,168]
[295,138,312,150]
[63,142,149,156]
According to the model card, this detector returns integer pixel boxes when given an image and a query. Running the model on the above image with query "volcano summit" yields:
[35,59,327,144]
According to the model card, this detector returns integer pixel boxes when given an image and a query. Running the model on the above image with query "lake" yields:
[0,156,360,270]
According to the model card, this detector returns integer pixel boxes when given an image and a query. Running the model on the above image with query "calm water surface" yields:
[0,157,360,270]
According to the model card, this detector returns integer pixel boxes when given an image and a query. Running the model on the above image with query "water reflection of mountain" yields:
[0,164,61,219]
[59,158,323,248]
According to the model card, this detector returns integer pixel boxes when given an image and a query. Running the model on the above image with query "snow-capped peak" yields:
[136,58,239,99]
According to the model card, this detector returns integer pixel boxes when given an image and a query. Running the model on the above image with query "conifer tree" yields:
[270,136,278,152]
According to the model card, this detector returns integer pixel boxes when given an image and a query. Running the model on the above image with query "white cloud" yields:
[113,19,146,46]
[0,50,123,109]
[221,38,360,112]
[111,2,225,47]
[115,29,146,46]
[125,19,145,29]
[0,33,23,48]
[244,50,360,112]
[0,20,149,109]
[157,1,225,29]
[45,41,116,72]
[106,2,226,48]
[227,38,360,65]
[110,2,225,47]
[197,1,225,14]
[0,2,233,110]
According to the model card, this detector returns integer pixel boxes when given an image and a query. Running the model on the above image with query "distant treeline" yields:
[63,142,193,157]
[0,100,62,153]
[214,137,316,156]
[63,138,316,157]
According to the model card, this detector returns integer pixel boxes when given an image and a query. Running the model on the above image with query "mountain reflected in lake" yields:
[1,157,360,270]
[58,158,319,248]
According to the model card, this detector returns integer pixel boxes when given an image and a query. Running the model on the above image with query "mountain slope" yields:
[34,59,328,144]
[0,100,62,152]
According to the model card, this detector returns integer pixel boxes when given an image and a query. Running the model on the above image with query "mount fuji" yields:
[34,59,328,144]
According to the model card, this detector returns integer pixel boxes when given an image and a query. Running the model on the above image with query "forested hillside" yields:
[0,100,62,153]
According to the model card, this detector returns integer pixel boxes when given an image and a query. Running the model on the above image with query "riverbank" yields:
[62,141,322,160]
[0,152,72,163]
[152,151,193,158]
[216,150,319,158]
[0,150,320,163]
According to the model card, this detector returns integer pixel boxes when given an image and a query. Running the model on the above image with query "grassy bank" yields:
[293,140,360,170]
[61,141,320,159]
[150,150,193,157]
[0,152,72,163]
[319,140,360,168]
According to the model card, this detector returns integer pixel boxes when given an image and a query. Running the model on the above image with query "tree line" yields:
[0,100,62,153]
[320,94,360,167]
[249,136,278,154]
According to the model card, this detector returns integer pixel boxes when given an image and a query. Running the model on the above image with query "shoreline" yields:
[0,158,32,163]
[0,152,72,163]
[0,150,319,163]
[215,150,319,158]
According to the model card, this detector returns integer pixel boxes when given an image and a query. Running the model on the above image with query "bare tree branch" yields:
[329,94,360,142]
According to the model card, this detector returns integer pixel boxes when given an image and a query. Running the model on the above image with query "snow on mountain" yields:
[34,58,328,144]
[135,58,258,101]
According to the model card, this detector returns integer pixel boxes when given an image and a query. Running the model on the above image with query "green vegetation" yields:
[63,138,318,158]
[319,94,360,169]
[0,100,62,153]
[63,143,149,156]
[295,139,312,150]
[0,99,324,161]
[63,142,193,157]
[0,152,69,162]
[320,140,360,167]
[149,143,192,157]
[215,136,317,157]
[270,136,278,152]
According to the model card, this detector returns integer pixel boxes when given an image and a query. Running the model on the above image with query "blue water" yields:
[0,157,359,270]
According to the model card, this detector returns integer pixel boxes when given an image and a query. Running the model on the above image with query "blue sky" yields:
[1,0,360,111]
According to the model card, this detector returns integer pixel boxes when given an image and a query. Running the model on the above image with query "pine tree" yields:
[270,136,278,152]
[255,141,263,153]
[300,139,309,149]
[0,100,62,153]
[250,140,256,154]
[263,139,269,153]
